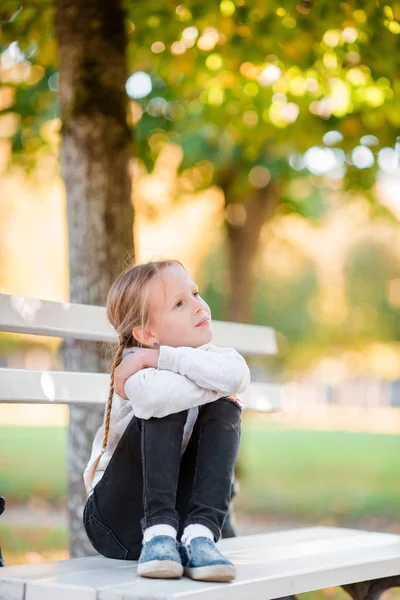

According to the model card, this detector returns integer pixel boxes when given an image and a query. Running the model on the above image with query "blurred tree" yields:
[1,0,134,556]
[54,0,133,558]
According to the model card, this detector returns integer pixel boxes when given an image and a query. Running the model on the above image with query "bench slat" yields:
[0,369,282,411]
[0,527,359,581]
[0,294,277,355]
[1,528,399,600]
[97,549,400,600]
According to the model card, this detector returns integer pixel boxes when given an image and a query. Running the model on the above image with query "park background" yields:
[1,2,400,598]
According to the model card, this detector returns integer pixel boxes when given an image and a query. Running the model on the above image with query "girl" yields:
[83,259,250,582]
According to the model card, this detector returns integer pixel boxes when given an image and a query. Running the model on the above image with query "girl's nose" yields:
[193,298,202,312]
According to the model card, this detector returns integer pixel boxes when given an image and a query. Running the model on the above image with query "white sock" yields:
[143,524,177,543]
[181,523,214,546]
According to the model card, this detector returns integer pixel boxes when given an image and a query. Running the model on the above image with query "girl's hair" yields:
[86,259,187,489]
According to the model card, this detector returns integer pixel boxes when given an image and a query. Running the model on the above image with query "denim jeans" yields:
[83,397,241,560]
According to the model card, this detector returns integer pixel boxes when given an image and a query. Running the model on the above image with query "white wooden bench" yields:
[0,293,399,600]
[1,527,400,600]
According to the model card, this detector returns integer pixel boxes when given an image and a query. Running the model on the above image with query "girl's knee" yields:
[217,396,242,410]
[203,397,241,420]
[144,409,188,426]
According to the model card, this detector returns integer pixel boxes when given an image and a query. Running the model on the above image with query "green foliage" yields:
[281,182,329,222]
[125,0,400,194]
[1,2,58,169]
[2,1,400,193]
[345,241,400,342]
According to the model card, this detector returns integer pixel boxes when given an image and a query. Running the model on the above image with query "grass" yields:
[1,421,400,523]
[0,525,67,554]
[0,525,68,567]
[236,416,400,523]
[0,425,67,505]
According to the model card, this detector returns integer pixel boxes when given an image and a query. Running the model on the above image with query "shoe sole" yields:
[138,559,183,579]
[184,564,236,582]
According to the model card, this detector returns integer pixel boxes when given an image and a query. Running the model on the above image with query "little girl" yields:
[83,259,250,582]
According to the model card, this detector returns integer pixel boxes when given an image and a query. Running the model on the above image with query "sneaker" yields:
[137,535,183,579]
[179,537,236,582]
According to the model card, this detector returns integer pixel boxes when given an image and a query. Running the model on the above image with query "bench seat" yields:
[1,527,400,600]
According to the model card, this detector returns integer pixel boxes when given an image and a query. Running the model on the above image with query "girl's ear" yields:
[131,326,156,346]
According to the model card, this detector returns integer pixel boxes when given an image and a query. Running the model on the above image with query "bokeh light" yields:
[126,72,152,99]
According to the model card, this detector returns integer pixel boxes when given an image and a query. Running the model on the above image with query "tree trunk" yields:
[225,183,278,323]
[54,0,133,557]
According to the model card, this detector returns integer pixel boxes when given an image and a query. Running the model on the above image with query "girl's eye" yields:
[175,291,200,308]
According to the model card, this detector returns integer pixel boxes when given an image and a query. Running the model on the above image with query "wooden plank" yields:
[0,369,282,411]
[26,583,96,600]
[0,528,355,587]
[98,551,400,600]
[0,556,111,579]
[241,381,282,412]
[0,579,25,600]
[209,320,277,356]
[0,294,115,342]
[0,369,110,405]
[218,526,369,549]
[0,556,125,600]
[1,529,400,600]
[0,528,358,581]
[0,294,277,355]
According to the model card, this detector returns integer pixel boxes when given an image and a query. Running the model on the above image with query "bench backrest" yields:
[0,294,281,411]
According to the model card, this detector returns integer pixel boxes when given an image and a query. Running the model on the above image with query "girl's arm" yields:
[114,346,250,400]
[157,345,251,396]
[123,368,222,419]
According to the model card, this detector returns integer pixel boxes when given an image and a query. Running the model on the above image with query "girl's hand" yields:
[227,393,244,408]
[114,349,160,400]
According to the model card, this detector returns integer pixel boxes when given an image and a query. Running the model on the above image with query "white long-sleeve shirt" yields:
[83,343,251,495]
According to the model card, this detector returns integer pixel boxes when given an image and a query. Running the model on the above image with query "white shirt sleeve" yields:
[123,368,220,420]
[157,344,251,396]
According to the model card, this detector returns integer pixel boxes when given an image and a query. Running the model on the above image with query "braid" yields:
[86,338,126,489]
[102,339,125,450]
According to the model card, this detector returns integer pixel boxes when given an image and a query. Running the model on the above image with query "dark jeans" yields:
[83,397,241,560]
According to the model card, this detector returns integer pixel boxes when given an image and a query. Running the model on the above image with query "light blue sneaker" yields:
[137,535,183,579]
[179,537,236,582]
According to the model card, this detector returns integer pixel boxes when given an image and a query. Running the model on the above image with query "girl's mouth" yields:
[196,317,210,327]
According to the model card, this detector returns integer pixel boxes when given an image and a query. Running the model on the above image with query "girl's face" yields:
[140,264,213,348]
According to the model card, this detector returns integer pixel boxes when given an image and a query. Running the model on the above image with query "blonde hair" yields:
[86,259,187,489]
